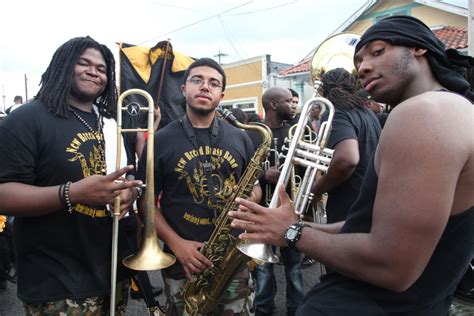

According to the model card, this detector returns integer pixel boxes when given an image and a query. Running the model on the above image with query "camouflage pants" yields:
[163,268,254,316]
[23,279,130,316]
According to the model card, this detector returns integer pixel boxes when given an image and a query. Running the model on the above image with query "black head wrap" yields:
[355,15,474,102]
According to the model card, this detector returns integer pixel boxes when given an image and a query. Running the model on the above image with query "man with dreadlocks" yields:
[313,68,381,224]
[0,36,142,315]
[229,16,473,315]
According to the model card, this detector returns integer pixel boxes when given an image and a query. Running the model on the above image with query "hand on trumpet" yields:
[68,165,142,214]
[230,184,299,247]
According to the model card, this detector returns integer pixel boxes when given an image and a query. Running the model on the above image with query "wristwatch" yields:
[284,222,310,250]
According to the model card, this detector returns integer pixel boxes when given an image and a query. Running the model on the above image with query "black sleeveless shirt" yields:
[298,154,474,315]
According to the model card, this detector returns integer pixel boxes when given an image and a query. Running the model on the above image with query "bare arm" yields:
[313,138,359,195]
[0,183,63,216]
[307,221,344,234]
[0,166,142,217]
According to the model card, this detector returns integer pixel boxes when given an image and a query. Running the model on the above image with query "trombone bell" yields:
[123,234,176,270]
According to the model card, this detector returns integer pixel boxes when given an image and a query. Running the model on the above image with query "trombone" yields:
[110,88,176,315]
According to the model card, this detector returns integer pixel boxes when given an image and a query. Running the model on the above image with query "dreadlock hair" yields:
[36,36,117,119]
[320,68,365,109]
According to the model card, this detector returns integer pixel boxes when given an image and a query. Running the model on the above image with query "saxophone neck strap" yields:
[181,114,219,149]
[180,114,220,219]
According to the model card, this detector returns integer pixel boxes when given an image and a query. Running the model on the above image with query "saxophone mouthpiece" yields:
[217,108,238,125]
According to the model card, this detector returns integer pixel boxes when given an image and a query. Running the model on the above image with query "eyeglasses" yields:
[187,77,222,91]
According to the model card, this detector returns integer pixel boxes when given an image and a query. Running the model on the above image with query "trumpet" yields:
[110,88,176,316]
[237,32,360,264]
[237,88,335,263]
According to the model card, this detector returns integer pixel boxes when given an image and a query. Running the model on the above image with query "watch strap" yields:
[285,222,310,250]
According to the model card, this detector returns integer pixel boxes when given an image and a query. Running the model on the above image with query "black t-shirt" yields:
[321,106,381,223]
[0,101,135,303]
[137,117,255,279]
[298,156,474,315]
[247,123,292,206]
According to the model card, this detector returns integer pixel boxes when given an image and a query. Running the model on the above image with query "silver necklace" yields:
[69,107,107,175]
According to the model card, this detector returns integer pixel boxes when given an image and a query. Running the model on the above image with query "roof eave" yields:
[414,0,468,17]
[331,0,378,34]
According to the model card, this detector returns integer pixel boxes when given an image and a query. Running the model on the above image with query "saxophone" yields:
[181,109,272,315]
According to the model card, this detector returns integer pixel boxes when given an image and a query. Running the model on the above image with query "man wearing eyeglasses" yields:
[137,58,259,315]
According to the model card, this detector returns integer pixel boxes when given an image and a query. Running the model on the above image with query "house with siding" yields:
[279,0,470,100]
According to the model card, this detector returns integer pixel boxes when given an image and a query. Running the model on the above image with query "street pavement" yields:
[0,258,322,316]
[1,262,472,315]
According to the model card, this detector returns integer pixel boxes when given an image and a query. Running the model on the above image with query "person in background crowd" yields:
[308,101,321,134]
[356,89,391,128]
[286,88,300,126]
[5,95,23,114]
[247,86,305,316]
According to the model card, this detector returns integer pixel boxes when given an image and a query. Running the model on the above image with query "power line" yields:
[223,0,298,16]
[216,15,262,77]
[151,2,215,15]
[141,1,254,45]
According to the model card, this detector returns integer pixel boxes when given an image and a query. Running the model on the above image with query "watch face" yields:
[286,228,298,239]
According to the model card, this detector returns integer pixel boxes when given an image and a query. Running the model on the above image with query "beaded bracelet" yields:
[58,183,66,208]
[64,181,74,214]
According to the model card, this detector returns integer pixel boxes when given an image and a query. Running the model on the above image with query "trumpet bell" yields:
[237,241,279,264]
[123,238,176,271]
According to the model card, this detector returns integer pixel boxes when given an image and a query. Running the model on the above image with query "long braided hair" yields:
[35,36,117,119]
[320,68,365,109]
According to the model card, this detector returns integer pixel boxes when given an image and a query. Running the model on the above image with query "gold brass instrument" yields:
[181,109,272,315]
[111,88,176,316]
[237,32,360,264]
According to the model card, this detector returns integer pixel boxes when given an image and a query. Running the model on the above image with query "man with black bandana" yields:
[229,16,474,315]
[137,57,260,315]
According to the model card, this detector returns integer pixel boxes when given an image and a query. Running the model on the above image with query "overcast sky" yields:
[0,0,369,110]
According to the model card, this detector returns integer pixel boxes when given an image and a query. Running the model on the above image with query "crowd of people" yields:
[0,15,472,316]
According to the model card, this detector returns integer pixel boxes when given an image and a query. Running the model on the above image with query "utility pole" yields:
[214,50,228,64]
[24,74,28,101]
[2,84,5,112]
[469,0,473,56]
